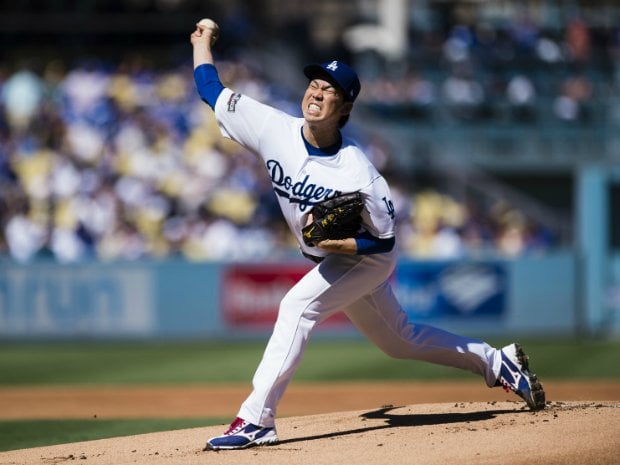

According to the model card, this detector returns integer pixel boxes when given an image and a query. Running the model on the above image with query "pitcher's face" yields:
[302,78,351,127]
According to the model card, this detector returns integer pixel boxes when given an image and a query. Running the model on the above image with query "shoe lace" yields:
[224,417,247,435]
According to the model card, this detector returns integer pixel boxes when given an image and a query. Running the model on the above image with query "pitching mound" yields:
[1,401,618,465]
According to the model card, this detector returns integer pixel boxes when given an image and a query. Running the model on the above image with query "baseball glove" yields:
[302,192,364,246]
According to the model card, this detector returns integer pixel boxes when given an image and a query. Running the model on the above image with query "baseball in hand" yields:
[197,18,219,45]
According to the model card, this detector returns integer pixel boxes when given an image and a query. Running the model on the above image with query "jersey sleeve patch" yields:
[227,93,242,112]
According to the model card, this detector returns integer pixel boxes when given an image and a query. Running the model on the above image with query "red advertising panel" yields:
[222,263,351,328]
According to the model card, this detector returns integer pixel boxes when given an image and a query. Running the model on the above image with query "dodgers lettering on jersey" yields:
[213,88,395,252]
[266,159,341,210]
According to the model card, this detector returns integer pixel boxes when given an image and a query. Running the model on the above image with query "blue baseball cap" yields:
[303,60,361,102]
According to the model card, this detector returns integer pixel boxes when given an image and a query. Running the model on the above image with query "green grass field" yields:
[0,418,227,453]
[2,338,619,385]
[0,337,618,451]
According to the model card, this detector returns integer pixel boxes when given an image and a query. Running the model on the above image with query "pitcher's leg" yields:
[237,282,326,427]
[238,254,396,427]
[344,282,501,386]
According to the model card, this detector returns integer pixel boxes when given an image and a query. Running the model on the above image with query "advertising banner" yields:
[222,261,507,329]
[221,263,351,328]
[0,265,154,337]
[394,261,507,320]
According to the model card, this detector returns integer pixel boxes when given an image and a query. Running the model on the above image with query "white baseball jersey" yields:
[214,88,395,257]
[207,85,501,430]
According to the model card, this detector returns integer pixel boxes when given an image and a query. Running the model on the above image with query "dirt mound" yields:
[1,401,618,465]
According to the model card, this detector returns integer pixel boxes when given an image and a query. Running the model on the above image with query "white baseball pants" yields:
[237,250,502,427]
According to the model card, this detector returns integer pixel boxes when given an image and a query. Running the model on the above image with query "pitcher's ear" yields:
[341,101,353,116]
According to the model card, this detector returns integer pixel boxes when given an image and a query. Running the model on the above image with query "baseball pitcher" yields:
[190,18,545,451]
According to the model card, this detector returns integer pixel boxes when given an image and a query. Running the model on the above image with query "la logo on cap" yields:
[327,61,339,71]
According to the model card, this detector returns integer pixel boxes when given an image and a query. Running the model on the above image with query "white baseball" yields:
[197,18,219,45]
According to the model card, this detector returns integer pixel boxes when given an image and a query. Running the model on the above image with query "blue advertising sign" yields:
[393,261,507,319]
[0,265,154,337]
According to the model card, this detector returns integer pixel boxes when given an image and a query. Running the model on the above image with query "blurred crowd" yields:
[0,57,298,263]
[358,16,619,125]
[0,55,559,264]
[5,10,614,263]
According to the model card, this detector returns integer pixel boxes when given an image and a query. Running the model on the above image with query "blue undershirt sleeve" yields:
[354,231,395,255]
[194,63,225,109]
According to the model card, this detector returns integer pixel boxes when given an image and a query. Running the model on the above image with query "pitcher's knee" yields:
[376,341,412,359]
[278,293,320,325]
